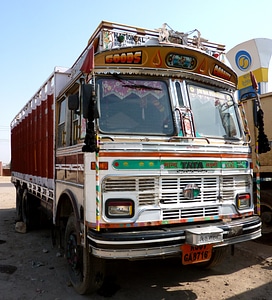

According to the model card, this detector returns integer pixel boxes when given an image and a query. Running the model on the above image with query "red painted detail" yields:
[11,94,54,180]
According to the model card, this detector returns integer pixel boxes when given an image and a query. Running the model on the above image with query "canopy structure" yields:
[226,38,272,95]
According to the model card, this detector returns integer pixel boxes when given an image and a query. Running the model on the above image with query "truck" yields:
[11,21,262,295]
[239,89,272,234]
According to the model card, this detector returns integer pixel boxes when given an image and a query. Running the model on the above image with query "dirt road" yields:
[1,176,272,300]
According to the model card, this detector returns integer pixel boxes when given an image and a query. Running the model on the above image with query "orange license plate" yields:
[181,244,213,265]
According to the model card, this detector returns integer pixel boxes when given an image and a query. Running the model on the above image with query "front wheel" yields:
[197,246,228,269]
[65,213,105,295]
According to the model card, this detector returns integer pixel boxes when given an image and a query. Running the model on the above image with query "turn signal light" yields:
[91,161,108,170]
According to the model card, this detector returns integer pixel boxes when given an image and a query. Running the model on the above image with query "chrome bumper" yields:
[87,216,261,259]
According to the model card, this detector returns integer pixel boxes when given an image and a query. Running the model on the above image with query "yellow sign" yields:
[237,67,269,89]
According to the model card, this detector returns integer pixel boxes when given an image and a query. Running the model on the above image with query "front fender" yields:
[56,189,81,244]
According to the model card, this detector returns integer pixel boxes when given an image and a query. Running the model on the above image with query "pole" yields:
[95,140,100,231]
[255,138,261,216]
[239,101,251,143]
[92,72,100,231]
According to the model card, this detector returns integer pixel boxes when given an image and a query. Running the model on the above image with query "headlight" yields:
[105,199,134,218]
[236,193,251,209]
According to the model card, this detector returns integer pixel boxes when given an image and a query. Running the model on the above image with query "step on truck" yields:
[11,21,262,295]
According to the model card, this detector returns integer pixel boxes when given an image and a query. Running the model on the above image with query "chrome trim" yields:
[213,228,262,248]
[91,244,182,260]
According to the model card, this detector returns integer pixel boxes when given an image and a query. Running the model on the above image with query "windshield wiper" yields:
[122,84,161,91]
[111,73,162,91]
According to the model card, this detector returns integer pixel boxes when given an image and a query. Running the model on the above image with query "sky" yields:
[1,0,272,165]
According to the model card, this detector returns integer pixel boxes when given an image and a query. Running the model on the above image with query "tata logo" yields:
[235,50,252,71]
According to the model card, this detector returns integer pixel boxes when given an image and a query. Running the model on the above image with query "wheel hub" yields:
[67,234,79,269]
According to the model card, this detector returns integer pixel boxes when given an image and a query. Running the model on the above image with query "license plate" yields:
[185,227,223,245]
[181,244,213,265]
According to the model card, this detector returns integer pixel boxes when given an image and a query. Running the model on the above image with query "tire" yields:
[22,189,31,229]
[65,213,105,295]
[259,190,272,234]
[197,246,227,269]
[15,187,23,222]
[21,189,39,230]
[260,205,272,234]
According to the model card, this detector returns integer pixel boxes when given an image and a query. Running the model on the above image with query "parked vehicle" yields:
[11,21,262,294]
[240,86,272,234]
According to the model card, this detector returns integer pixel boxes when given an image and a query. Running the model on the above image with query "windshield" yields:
[97,78,174,135]
[187,84,242,139]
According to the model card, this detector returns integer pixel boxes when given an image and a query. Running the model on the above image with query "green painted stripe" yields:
[112,159,248,170]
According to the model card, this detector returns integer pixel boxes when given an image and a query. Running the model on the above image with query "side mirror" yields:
[68,94,79,111]
[82,84,99,120]
[82,84,93,119]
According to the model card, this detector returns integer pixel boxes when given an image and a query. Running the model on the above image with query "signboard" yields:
[226,38,272,94]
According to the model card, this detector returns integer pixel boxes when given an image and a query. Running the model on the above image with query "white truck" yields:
[11,21,262,294]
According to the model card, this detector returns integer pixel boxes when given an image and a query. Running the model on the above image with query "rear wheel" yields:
[197,246,227,269]
[254,190,272,234]
[261,207,272,234]
[22,189,31,229]
[259,191,272,234]
[65,213,105,295]
[21,189,39,230]
[15,186,23,222]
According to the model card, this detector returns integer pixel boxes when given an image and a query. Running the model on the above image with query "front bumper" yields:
[87,216,261,259]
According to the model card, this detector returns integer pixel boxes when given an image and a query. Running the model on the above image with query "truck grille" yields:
[162,206,220,220]
[161,177,217,203]
[102,175,250,220]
